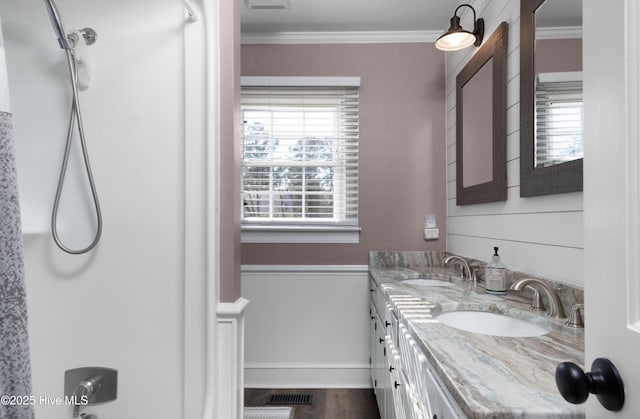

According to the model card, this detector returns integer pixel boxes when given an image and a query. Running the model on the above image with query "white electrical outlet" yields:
[424,228,439,240]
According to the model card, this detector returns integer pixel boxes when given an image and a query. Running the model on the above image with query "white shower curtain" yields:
[0,14,35,419]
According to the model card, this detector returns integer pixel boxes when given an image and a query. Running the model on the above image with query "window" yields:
[240,77,360,243]
[535,72,583,168]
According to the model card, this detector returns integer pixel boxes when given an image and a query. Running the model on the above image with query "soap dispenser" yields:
[485,246,507,294]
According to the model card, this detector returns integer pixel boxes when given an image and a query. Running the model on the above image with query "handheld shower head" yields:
[43,0,70,49]
[44,0,102,254]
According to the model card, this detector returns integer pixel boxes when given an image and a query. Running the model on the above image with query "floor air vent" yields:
[268,393,313,405]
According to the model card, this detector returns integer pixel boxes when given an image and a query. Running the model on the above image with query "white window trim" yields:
[240,76,361,244]
[241,224,361,244]
[240,76,361,87]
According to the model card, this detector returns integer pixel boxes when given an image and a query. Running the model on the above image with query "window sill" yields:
[241,224,361,244]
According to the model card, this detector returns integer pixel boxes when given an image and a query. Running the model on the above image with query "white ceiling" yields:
[240,0,454,34]
[240,0,583,38]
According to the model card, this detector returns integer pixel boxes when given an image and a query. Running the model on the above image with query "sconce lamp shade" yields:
[435,4,485,51]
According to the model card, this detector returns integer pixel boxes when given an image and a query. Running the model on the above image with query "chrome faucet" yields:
[510,278,566,319]
[566,304,584,328]
[443,255,475,285]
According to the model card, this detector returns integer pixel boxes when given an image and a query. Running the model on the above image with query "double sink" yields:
[371,263,585,418]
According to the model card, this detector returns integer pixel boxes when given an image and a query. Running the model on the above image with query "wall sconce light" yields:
[435,4,485,51]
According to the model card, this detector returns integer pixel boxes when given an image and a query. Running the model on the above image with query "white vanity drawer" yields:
[398,324,431,417]
[386,303,398,344]
[424,367,465,419]
[370,276,382,313]
[386,337,405,419]
[407,390,427,419]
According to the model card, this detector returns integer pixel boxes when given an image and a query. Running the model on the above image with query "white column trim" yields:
[217,297,249,419]
[218,297,250,316]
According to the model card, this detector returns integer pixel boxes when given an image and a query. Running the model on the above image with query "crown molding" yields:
[241,30,441,44]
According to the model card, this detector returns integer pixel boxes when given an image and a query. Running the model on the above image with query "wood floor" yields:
[244,388,381,419]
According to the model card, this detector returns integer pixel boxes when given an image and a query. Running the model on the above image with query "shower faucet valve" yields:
[65,367,117,418]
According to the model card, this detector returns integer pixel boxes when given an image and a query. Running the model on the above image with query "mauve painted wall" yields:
[241,43,446,265]
[220,0,242,302]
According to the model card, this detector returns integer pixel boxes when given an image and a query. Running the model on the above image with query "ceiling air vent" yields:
[244,0,291,10]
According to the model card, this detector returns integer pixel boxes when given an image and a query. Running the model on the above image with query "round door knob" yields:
[555,358,624,411]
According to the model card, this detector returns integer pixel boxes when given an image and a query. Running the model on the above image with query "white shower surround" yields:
[0,34,9,113]
[1,0,239,418]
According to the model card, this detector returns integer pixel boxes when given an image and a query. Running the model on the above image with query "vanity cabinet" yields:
[398,323,463,419]
[370,298,386,415]
[369,275,465,419]
[370,277,396,419]
[369,254,585,418]
[370,279,383,412]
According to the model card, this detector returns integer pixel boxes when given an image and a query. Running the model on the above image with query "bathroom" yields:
[0,0,637,418]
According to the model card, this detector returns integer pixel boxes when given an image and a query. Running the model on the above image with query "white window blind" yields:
[241,78,359,229]
[535,72,583,167]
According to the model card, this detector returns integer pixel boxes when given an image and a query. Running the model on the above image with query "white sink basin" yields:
[403,278,453,287]
[434,310,551,337]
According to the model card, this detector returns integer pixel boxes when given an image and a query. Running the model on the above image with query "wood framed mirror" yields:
[456,22,508,205]
[520,0,583,197]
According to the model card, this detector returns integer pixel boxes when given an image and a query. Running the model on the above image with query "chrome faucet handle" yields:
[443,255,472,282]
[525,285,546,311]
[566,304,584,328]
[471,267,479,287]
[510,278,567,319]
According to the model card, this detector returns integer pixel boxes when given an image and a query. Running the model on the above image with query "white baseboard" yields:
[217,297,250,419]
[245,363,371,388]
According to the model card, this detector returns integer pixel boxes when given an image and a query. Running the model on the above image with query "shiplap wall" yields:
[446,0,584,287]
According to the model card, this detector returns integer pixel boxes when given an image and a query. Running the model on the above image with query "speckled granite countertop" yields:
[370,266,585,419]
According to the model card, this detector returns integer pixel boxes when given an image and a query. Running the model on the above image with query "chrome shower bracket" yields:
[79,28,97,45]
[67,28,97,49]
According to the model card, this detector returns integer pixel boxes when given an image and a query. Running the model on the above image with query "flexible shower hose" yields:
[51,45,102,254]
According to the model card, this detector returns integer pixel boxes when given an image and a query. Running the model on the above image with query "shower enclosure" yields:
[0,0,240,417]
